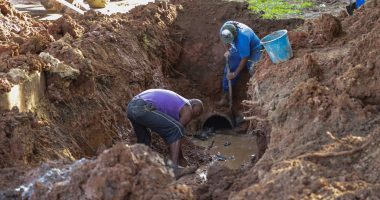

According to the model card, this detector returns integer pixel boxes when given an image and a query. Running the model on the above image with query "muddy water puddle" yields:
[192,130,257,169]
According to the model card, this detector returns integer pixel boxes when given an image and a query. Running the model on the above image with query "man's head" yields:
[220,23,237,45]
[189,99,203,118]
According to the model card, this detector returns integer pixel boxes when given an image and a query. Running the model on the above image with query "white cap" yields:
[221,29,234,44]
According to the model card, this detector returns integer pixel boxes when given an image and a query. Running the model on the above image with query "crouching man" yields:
[127,89,203,178]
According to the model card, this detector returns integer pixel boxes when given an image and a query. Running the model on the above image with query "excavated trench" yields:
[167,0,303,170]
[0,0,302,192]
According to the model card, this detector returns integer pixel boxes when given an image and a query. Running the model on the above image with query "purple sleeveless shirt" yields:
[137,89,190,121]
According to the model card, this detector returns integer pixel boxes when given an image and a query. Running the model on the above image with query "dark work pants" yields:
[127,98,184,145]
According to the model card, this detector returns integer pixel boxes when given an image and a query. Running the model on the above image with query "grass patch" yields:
[247,0,314,19]
[299,1,313,8]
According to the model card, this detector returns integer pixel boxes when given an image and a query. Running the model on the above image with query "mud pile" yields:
[197,1,380,199]
[2,144,193,200]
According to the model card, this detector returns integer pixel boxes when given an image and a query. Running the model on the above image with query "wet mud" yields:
[192,130,258,169]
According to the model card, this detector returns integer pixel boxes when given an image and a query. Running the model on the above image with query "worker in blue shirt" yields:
[218,21,263,106]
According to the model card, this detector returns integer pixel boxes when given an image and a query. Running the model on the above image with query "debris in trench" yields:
[194,132,208,141]
[207,140,215,150]
[215,154,227,161]
[234,115,245,125]
[224,141,231,147]
[194,127,215,141]
[214,152,235,162]
[250,154,257,163]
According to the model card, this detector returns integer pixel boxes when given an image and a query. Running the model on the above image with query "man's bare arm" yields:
[179,105,192,126]
[227,57,248,80]
[235,57,248,75]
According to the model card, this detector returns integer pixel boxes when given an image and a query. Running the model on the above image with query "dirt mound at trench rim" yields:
[196,1,380,199]
[1,144,193,200]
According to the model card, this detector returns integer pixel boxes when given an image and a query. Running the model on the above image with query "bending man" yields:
[218,21,263,106]
[127,89,203,176]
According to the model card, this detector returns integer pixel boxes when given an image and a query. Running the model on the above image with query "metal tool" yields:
[225,56,233,111]
[225,55,236,127]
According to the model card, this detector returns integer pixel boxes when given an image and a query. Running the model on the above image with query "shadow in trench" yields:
[202,113,234,131]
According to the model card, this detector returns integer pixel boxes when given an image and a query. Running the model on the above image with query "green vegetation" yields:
[299,1,313,8]
[247,0,314,19]
[143,34,150,46]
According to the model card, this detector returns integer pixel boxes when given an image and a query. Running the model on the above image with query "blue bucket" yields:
[260,30,293,64]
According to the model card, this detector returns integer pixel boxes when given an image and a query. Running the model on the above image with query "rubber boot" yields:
[217,92,229,107]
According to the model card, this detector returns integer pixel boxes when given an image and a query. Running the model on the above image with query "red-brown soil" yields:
[1,0,379,199]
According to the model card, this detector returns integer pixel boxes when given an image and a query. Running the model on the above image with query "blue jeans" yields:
[127,98,184,145]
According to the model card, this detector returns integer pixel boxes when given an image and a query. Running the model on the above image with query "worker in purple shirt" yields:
[218,21,263,106]
[127,89,203,178]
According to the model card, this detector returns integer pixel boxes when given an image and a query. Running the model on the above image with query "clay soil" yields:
[0,0,380,199]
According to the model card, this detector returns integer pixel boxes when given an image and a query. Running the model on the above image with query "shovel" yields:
[225,55,236,127]
[225,56,233,111]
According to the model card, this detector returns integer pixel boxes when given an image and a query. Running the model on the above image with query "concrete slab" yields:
[0,72,46,112]
[11,0,154,20]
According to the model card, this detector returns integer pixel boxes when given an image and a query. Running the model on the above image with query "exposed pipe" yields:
[201,112,235,130]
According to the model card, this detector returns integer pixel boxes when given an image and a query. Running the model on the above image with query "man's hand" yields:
[227,71,236,80]
[224,51,230,59]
